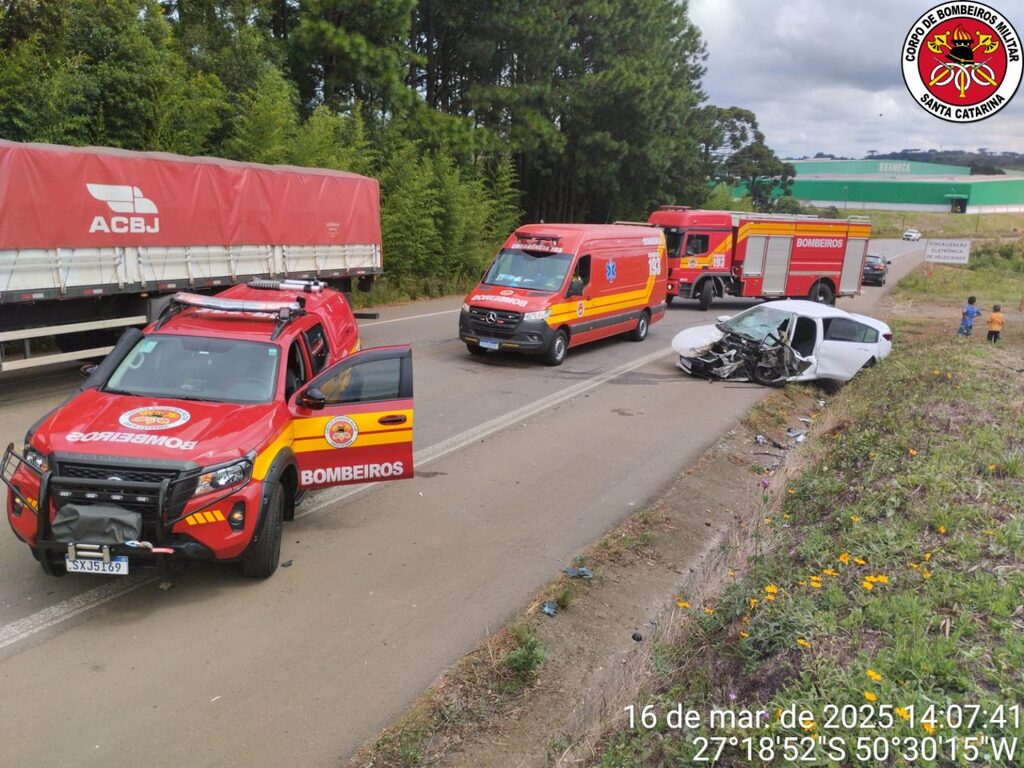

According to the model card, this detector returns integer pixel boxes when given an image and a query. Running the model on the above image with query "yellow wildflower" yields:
[850,515,861,523]
[854,557,867,565]
[787,488,795,495]
[864,691,878,702]
[796,638,811,648]
[838,552,850,565]
[764,584,779,595]
[923,722,935,734]
[676,599,690,609]
[862,580,874,591]
[765,594,776,602]
[728,569,736,578]
[923,552,931,561]
[866,669,882,682]
[741,614,750,624]
[896,707,911,721]
[765,516,773,525]
[909,448,918,457]
[923,570,932,579]
[932,369,940,376]
[988,464,997,472]
[749,598,759,609]
[822,568,839,577]
[703,607,714,615]
[938,525,946,535]
[739,630,750,638]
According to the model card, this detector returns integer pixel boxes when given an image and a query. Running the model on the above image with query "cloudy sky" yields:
[689,0,1024,159]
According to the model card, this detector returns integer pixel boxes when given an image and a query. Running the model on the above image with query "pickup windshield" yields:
[718,306,793,342]
[105,335,280,404]
[482,248,574,292]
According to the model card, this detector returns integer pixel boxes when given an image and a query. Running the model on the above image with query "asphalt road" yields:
[0,241,920,767]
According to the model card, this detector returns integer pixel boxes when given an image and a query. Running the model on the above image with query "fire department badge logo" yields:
[576,301,585,318]
[902,2,1022,122]
[324,416,358,449]
[119,406,191,431]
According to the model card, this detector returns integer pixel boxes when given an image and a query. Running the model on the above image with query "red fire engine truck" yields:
[646,206,872,310]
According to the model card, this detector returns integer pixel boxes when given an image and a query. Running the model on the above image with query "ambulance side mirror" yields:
[297,387,326,411]
[566,279,584,298]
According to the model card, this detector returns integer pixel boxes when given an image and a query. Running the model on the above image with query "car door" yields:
[816,317,878,380]
[291,345,414,490]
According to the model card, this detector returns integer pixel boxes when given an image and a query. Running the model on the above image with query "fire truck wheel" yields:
[809,281,835,305]
[466,343,488,357]
[543,330,569,366]
[697,281,715,311]
[241,482,283,578]
[666,295,675,306]
[629,310,650,342]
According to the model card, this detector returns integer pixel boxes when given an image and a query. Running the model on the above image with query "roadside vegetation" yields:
[895,239,1024,306]
[596,317,1024,765]
[856,209,1024,239]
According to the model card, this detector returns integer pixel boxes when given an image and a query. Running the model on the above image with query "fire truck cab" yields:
[3,280,415,579]
[648,206,872,310]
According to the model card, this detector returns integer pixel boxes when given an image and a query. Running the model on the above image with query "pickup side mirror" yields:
[297,387,326,411]
[566,279,584,298]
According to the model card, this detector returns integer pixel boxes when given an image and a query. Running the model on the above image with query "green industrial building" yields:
[788,159,1024,214]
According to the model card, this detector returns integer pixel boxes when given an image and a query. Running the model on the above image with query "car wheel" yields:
[629,310,650,342]
[697,280,714,311]
[543,329,569,366]
[751,361,788,388]
[467,343,488,357]
[809,281,835,305]
[241,482,283,578]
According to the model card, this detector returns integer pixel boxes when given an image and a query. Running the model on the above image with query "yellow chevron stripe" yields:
[292,430,412,454]
[291,409,415,441]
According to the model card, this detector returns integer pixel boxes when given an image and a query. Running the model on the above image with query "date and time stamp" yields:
[623,702,1022,763]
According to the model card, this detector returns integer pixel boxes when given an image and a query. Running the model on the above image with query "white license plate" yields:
[479,339,500,350]
[65,555,129,576]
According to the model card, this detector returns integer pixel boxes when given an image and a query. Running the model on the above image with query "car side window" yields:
[304,323,330,376]
[824,318,877,343]
[317,357,402,405]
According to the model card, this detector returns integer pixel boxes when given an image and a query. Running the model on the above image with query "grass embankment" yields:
[859,209,1023,239]
[597,325,1024,766]
[894,239,1024,307]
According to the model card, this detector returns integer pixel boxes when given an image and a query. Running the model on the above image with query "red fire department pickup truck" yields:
[646,206,872,310]
[3,280,414,578]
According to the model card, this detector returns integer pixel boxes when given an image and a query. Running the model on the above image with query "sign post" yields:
[925,239,971,290]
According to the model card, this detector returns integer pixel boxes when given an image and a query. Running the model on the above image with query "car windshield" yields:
[105,335,280,403]
[718,306,794,342]
[482,248,574,292]
[866,255,883,264]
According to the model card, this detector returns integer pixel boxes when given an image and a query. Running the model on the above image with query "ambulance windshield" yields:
[483,248,574,292]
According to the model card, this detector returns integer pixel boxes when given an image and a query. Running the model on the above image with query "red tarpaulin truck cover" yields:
[0,140,382,250]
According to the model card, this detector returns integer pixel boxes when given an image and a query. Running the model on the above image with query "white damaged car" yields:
[671,300,892,387]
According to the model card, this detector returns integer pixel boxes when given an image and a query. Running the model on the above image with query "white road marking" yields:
[298,344,674,516]
[359,309,459,326]
[0,343,673,651]
[0,575,157,651]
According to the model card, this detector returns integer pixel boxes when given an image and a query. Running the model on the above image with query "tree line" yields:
[0,0,792,294]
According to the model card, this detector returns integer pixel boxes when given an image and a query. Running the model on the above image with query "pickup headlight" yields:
[24,446,48,473]
[193,459,252,497]
[461,302,470,313]
[523,309,551,321]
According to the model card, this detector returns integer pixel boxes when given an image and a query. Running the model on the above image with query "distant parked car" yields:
[902,229,921,241]
[671,300,893,387]
[862,254,891,286]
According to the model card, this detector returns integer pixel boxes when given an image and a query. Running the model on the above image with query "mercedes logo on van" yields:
[486,311,497,324]
[107,476,123,482]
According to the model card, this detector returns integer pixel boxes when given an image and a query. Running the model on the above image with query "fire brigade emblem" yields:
[902,2,1022,123]
[325,416,358,449]
[119,406,191,431]
[576,301,585,318]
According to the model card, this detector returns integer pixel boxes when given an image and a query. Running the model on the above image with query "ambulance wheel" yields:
[698,281,715,311]
[809,281,835,305]
[467,343,488,357]
[241,482,283,578]
[544,330,569,366]
[629,310,650,342]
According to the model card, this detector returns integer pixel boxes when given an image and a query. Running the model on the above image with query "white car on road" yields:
[672,300,893,387]
[902,228,922,241]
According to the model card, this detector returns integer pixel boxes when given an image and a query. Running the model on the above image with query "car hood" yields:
[465,286,553,313]
[31,388,280,467]
[671,324,724,356]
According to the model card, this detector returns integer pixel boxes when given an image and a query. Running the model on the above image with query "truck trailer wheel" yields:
[543,330,569,366]
[697,280,715,311]
[629,310,650,342]
[241,482,283,578]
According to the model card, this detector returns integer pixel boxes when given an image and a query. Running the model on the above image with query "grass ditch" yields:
[593,320,1024,766]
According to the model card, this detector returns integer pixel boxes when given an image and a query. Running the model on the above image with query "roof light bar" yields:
[247,278,324,293]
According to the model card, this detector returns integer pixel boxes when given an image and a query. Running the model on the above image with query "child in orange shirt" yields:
[987,304,1005,343]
